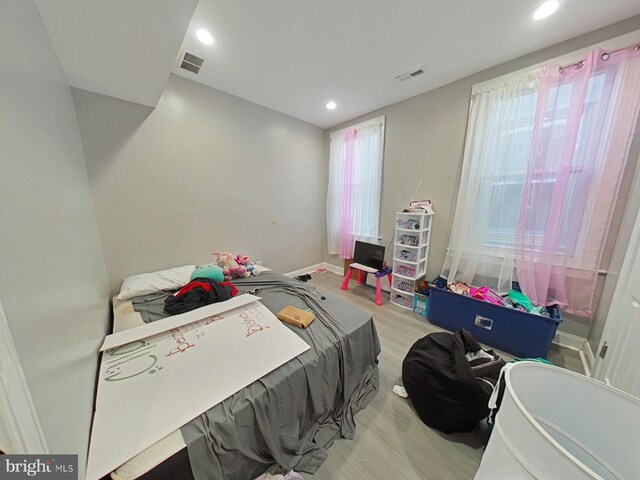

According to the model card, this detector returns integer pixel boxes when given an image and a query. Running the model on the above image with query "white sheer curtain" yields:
[327,116,385,258]
[442,71,540,293]
[326,130,346,255]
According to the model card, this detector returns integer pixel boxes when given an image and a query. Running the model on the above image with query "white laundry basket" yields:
[474,362,640,480]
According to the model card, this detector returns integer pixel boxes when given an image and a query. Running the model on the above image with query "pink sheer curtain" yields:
[327,118,384,258]
[339,128,357,258]
[517,46,640,316]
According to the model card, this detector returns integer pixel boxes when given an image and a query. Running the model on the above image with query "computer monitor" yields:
[353,241,385,271]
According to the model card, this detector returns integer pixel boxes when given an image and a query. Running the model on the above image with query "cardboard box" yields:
[277,306,315,328]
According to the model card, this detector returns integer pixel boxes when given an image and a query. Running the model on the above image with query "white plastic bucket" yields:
[474,362,640,480]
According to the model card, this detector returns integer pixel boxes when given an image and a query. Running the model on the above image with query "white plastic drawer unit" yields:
[391,210,433,310]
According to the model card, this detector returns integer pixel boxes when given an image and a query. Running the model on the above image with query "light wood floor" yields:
[303,271,583,480]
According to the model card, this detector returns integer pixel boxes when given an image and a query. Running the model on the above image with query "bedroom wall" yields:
[324,15,640,338]
[0,0,110,473]
[73,74,326,294]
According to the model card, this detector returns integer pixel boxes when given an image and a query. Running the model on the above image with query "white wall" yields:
[73,75,327,294]
[0,0,110,475]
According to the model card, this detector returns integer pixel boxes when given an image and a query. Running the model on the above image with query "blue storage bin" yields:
[428,278,562,358]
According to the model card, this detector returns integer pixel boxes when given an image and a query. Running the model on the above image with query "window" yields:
[470,72,613,258]
[468,87,537,250]
[444,45,640,316]
[326,116,385,259]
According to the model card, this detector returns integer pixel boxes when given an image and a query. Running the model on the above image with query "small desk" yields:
[340,263,392,306]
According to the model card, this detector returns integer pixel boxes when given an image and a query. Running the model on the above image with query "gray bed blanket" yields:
[131,272,380,480]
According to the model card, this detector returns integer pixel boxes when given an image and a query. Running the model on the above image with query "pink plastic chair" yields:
[341,264,392,306]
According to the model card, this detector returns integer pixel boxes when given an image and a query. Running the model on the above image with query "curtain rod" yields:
[560,42,640,72]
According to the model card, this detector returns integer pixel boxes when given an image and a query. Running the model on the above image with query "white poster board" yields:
[86,301,310,480]
[100,294,260,351]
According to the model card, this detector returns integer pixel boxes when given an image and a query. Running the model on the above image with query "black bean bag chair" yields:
[402,329,505,434]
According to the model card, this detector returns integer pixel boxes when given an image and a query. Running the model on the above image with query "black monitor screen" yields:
[353,241,385,271]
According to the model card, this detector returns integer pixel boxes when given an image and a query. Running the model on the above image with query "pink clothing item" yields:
[516,46,640,317]
[469,286,505,306]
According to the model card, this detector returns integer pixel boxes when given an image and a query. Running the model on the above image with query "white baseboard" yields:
[284,262,342,278]
[323,263,343,275]
[584,339,596,365]
[579,350,590,377]
[552,331,586,351]
[552,330,593,375]
[284,263,326,277]
[581,341,596,377]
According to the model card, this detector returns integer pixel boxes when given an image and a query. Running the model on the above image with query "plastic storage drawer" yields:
[393,278,414,293]
[391,291,413,309]
[428,281,562,358]
[395,263,416,278]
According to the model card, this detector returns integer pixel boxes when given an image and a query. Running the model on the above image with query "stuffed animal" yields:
[235,253,261,276]
[190,263,224,282]
[215,251,249,280]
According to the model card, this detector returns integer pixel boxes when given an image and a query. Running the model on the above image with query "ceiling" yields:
[35,0,197,107]
[175,0,640,128]
[35,1,640,128]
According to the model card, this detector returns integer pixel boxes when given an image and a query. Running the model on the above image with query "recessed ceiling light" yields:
[531,0,560,21]
[196,29,215,46]
[325,101,337,110]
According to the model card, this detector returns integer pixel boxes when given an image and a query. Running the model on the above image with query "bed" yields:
[102,269,381,480]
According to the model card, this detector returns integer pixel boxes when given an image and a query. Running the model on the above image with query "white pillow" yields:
[117,265,195,300]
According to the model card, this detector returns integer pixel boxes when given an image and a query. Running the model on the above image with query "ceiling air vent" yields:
[394,68,424,82]
[180,52,205,74]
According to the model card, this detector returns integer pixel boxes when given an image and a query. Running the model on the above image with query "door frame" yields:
[0,299,49,453]
[592,224,640,383]
[591,140,640,382]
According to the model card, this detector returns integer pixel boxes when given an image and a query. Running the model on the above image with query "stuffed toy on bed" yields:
[235,253,261,276]
[190,263,224,282]
[215,251,250,280]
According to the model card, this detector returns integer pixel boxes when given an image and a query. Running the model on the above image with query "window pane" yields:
[473,71,612,255]
[472,89,536,249]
